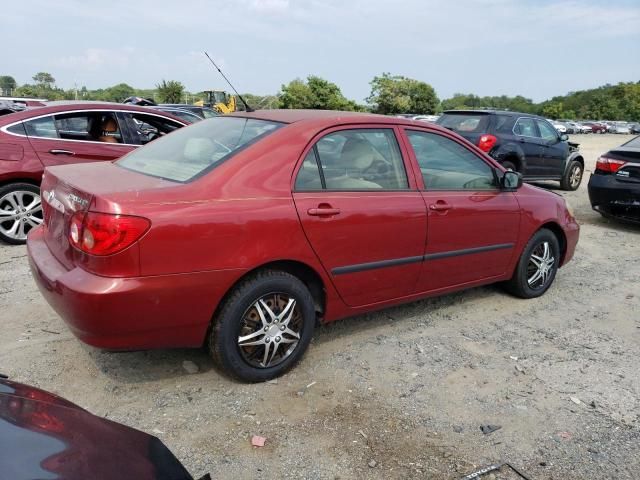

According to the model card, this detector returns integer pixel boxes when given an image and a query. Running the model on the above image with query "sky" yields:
[3,0,639,103]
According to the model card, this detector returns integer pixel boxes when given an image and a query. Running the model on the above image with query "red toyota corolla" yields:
[27,110,579,382]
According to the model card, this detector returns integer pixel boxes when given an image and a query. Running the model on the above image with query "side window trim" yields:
[312,145,327,189]
[404,128,499,192]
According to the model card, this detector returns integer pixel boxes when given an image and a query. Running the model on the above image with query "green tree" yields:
[32,72,55,89]
[156,80,185,104]
[367,73,439,115]
[0,75,17,95]
[99,83,135,102]
[278,76,359,111]
[542,102,564,119]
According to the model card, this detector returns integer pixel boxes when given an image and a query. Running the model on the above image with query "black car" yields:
[437,110,585,190]
[0,376,209,480]
[588,135,640,223]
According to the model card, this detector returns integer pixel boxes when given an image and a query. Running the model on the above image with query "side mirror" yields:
[560,133,569,142]
[501,170,523,190]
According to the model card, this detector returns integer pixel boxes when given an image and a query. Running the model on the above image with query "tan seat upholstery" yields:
[324,137,382,189]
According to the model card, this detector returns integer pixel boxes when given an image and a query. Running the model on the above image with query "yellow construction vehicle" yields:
[194,90,237,114]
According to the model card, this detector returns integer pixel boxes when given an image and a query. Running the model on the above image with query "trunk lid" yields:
[41,161,173,270]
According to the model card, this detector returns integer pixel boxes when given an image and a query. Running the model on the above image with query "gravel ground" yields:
[1,134,638,479]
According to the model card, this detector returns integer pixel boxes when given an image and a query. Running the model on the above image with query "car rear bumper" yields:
[587,173,640,223]
[27,227,245,350]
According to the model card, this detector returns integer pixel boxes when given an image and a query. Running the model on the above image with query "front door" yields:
[402,128,520,293]
[513,117,546,177]
[24,111,134,167]
[536,119,568,177]
[292,127,427,307]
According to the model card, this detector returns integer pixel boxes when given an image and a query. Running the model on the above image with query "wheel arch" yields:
[539,222,567,265]
[0,177,41,189]
[205,259,327,346]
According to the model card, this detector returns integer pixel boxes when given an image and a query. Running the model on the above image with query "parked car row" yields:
[551,119,638,135]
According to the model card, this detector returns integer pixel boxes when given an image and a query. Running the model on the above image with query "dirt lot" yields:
[1,134,638,479]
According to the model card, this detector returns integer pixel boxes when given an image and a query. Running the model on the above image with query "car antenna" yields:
[203,52,254,112]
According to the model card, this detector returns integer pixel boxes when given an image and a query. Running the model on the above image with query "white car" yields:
[552,122,567,133]
[610,124,631,134]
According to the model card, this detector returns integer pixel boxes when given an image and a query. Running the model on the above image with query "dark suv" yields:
[437,110,585,190]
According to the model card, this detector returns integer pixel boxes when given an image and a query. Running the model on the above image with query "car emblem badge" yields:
[42,190,65,214]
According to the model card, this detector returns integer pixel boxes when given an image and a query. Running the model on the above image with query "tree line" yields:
[1,72,638,121]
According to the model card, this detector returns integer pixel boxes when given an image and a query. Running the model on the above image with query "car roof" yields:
[228,109,434,127]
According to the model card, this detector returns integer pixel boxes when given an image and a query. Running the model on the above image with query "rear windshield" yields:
[117,117,282,182]
[437,114,490,133]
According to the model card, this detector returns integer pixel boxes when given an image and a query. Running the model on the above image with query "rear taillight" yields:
[595,156,627,173]
[68,211,150,256]
[478,134,498,153]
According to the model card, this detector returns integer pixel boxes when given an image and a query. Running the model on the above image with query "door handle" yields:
[49,149,75,156]
[307,205,341,216]
[429,201,452,212]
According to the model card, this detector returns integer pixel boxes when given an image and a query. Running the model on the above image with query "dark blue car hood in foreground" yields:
[0,378,193,480]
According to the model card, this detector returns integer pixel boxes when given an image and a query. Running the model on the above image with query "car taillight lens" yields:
[68,211,150,256]
[478,134,497,153]
[595,156,627,173]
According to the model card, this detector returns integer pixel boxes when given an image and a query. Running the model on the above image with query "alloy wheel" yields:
[569,165,582,189]
[0,190,43,241]
[527,241,555,289]
[237,293,303,368]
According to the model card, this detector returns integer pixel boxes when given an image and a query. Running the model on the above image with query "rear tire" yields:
[504,229,560,299]
[560,160,583,191]
[209,270,316,382]
[0,183,43,245]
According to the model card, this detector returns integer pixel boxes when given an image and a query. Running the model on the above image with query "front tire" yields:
[501,160,517,172]
[0,183,43,245]
[560,160,583,191]
[209,270,316,382]
[504,229,560,299]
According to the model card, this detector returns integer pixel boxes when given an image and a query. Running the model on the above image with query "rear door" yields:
[402,128,520,292]
[292,126,427,307]
[24,111,134,167]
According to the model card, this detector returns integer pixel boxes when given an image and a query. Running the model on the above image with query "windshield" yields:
[117,117,282,182]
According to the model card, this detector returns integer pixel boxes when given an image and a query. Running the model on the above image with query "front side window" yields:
[309,129,408,190]
[126,112,184,145]
[118,117,282,182]
[537,120,559,142]
[407,130,496,190]
[24,116,59,139]
[514,118,538,137]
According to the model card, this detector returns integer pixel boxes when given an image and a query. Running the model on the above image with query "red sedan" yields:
[27,110,579,382]
[0,102,187,244]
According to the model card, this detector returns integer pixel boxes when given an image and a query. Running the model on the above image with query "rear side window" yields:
[125,112,184,145]
[24,116,59,138]
[6,122,26,136]
[437,114,490,133]
[53,112,123,143]
[407,130,496,190]
[295,129,408,191]
[118,117,282,182]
